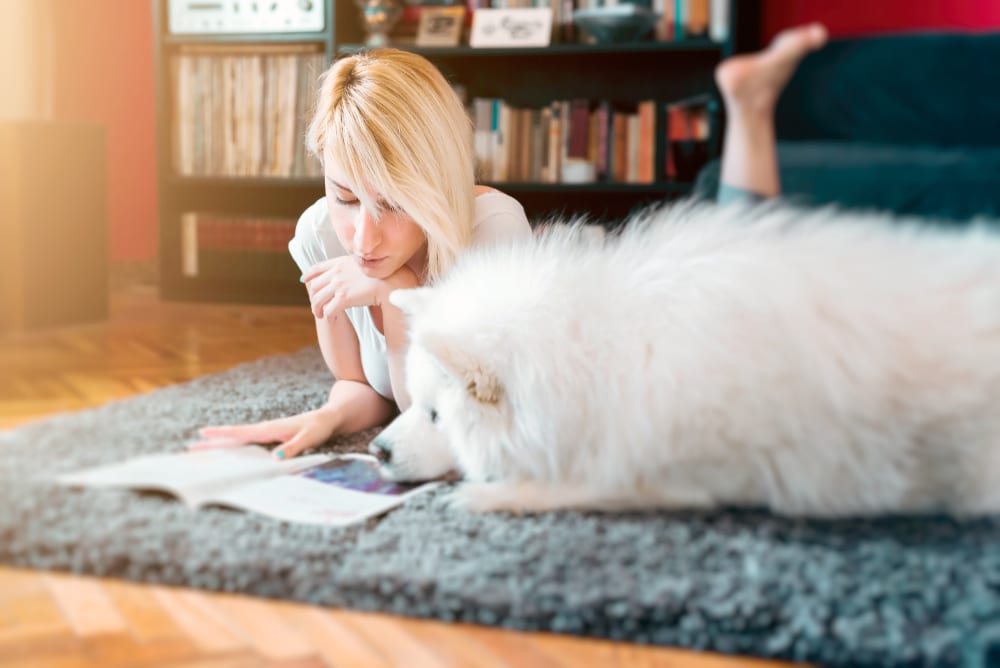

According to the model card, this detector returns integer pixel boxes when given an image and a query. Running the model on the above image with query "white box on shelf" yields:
[470,8,553,48]
[167,0,325,35]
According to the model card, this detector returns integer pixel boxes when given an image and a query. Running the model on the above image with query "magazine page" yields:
[201,453,440,527]
[54,446,332,507]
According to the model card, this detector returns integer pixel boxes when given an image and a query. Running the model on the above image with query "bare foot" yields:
[715,23,829,113]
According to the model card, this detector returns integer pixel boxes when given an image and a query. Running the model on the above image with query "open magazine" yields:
[55,446,438,527]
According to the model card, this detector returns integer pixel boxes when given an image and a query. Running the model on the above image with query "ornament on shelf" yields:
[357,0,402,47]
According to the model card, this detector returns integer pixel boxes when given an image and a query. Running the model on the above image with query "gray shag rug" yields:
[3,347,1000,668]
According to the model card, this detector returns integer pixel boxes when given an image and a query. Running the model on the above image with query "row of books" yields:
[469,97,711,184]
[170,45,326,179]
[168,51,713,185]
[470,98,654,184]
[652,0,730,42]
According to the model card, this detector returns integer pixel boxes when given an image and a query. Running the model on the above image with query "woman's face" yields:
[324,160,427,281]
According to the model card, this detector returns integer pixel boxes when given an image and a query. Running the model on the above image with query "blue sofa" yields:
[696,31,1000,221]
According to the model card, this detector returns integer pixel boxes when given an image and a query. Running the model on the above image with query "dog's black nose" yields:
[369,438,392,464]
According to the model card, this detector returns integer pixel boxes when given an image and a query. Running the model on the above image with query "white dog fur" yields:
[372,201,1000,517]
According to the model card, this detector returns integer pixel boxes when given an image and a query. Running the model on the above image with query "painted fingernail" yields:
[299,276,305,283]
[275,450,286,460]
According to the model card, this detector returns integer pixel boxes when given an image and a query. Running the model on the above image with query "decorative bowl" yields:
[573,5,660,44]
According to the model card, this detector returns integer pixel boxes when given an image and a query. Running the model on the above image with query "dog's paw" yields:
[446,481,523,513]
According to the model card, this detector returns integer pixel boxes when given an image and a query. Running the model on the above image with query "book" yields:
[55,446,439,527]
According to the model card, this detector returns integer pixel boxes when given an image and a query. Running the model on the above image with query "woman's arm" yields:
[194,311,395,459]
[377,269,422,411]
[314,304,364,382]
[313,309,397,432]
[302,257,420,413]
[194,379,394,459]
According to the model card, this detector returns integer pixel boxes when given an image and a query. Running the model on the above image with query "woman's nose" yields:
[354,205,380,254]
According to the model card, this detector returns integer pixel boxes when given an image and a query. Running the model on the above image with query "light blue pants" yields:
[718,183,770,206]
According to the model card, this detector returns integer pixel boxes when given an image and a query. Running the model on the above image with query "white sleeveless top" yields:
[288,191,531,400]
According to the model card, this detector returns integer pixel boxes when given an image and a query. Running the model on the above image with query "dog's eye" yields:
[428,408,438,423]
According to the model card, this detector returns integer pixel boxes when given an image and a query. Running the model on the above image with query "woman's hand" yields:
[190,408,340,460]
[303,260,422,320]
[303,257,385,320]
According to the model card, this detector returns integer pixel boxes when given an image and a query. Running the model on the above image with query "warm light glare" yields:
[0,0,54,121]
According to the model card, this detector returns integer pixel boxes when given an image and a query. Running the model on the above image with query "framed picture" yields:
[469,7,553,48]
[416,6,466,47]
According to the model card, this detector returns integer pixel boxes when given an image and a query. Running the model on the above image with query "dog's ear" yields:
[389,287,433,316]
[420,332,503,405]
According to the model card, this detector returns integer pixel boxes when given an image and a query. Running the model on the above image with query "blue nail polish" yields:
[275,450,286,460]
[299,276,305,283]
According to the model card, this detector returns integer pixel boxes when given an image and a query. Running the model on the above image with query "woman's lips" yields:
[359,256,386,268]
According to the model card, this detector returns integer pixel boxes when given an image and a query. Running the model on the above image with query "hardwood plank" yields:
[325,610,470,668]
[82,632,203,667]
[152,588,249,654]
[272,603,390,668]
[370,617,559,668]
[0,653,92,668]
[0,625,80,653]
[0,627,84,666]
[207,593,317,661]
[103,579,186,643]
[0,574,68,640]
[43,573,127,637]
[431,623,566,668]
[148,655,265,668]
[530,631,794,668]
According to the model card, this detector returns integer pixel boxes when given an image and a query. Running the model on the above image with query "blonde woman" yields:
[193,49,531,459]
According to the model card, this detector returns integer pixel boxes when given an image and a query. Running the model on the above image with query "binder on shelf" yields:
[179,212,299,279]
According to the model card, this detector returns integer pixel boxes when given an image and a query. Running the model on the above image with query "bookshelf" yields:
[153,0,335,305]
[154,0,757,304]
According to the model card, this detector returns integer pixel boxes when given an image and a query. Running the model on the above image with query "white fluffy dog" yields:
[371,201,1000,517]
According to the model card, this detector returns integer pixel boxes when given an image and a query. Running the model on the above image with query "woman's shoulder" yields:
[297,196,329,224]
[289,197,345,272]
[472,187,531,245]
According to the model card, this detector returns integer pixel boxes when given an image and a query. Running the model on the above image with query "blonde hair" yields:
[306,49,475,281]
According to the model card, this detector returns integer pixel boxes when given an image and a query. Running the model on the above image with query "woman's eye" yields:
[429,408,438,424]
[335,197,359,206]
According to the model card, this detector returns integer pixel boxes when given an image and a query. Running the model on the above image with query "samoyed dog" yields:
[371,201,1000,517]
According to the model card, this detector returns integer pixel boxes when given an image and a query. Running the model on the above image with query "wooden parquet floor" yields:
[0,287,802,668]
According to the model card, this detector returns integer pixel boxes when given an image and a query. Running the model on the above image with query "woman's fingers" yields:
[303,260,335,284]
[198,417,299,444]
[311,283,339,319]
[187,435,248,451]
[322,291,348,320]
[272,428,321,460]
[195,413,333,458]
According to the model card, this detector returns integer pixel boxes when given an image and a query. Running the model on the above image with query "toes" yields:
[806,23,829,48]
[773,22,828,57]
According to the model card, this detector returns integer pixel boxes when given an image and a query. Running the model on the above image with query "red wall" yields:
[51,1,157,262]
[762,0,1000,41]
